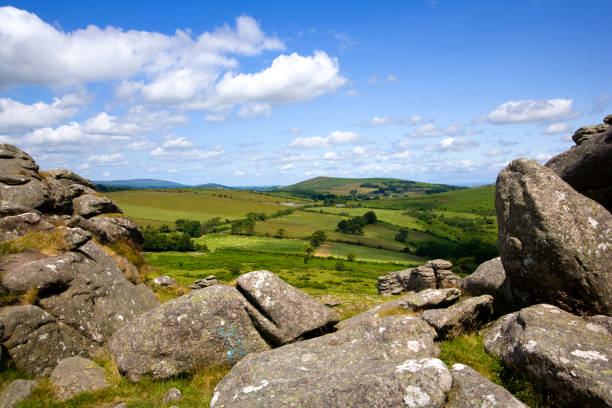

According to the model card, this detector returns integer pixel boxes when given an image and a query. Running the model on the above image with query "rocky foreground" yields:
[0,116,611,407]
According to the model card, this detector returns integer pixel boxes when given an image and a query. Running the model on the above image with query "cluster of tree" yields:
[395,228,410,243]
[231,219,255,235]
[142,231,207,252]
[310,230,327,247]
[337,211,377,235]
[411,239,498,275]
[94,185,131,193]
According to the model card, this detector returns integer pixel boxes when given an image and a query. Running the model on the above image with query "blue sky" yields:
[1,1,610,186]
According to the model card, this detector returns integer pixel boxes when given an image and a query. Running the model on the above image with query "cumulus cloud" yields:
[424,137,479,152]
[482,98,578,123]
[542,122,571,134]
[83,106,188,136]
[287,127,303,134]
[409,123,442,138]
[289,130,358,148]
[0,94,87,132]
[361,115,420,127]
[88,153,125,164]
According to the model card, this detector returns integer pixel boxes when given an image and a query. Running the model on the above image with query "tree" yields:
[395,228,409,243]
[275,228,287,239]
[175,219,186,231]
[363,211,377,224]
[158,224,170,233]
[302,244,315,263]
[347,253,356,262]
[183,220,203,238]
[310,230,327,247]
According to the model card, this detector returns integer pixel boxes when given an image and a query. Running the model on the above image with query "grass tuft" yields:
[102,240,148,285]
[377,306,419,318]
[0,230,69,256]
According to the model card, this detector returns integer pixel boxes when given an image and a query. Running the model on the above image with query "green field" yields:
[307,207,424,230]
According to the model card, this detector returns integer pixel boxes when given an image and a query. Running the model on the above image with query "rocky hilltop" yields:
[0,114,611,407]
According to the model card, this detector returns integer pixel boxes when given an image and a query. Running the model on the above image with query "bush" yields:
[310,230,327,247]
[335,260,347,271]
[142,232,195,252]
[347,253,356,262]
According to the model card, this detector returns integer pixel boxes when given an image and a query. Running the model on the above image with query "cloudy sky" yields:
[1,1,610,186]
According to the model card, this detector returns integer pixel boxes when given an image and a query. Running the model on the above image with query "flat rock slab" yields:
[51,357,109,401]
[446,363,527,408]
[484,304,612,407]
[337,288,460,331]
[210,315,448,407]
[236,270,339,345]
[496,158,612,315]
[423,295,494,340]
[0,379,38,408]
[109,285,269,382]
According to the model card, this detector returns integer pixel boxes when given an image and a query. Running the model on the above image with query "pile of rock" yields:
[189,275,219,289]
[377,259,462,296]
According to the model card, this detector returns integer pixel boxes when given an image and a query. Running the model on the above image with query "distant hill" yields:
[279,176,463,197]
[193,183,233,190]
[94,179,189,189]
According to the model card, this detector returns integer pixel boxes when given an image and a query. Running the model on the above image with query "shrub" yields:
[310,230,327,247]
[346,253,356,262]
[335,260,347,271]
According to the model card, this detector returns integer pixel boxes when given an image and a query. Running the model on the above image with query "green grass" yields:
[328,242,425,263]
[254,210,343,238]
[197,234,309,253]
[440,333,551,407]
[307,207,424,230]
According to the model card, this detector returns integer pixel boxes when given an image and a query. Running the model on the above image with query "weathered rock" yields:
[162,388,183,404]
[0,212,54,242]
[337,288,461,330]
[423,295,494,340]
[425,259,453,270]
[484,304,612,407]
[435,269,463,289]
[109,285,269,382]
[81,214,144,245]
[44,169,95,190]
[72,194,121,218]
[546,124,612,211]
[446,363,528,407]
[585,315,612,335]
[0,202,34,217]
[496,158,612,315]
[570,123,609,146]
[0,145,51,212]
[320,295,341,307]
[50,357,110,401]
[236,270,339,345]
[210,315,447,408]
[152,275,178,287]
[1,241,158,348]
[0,379,38,408]
[462,257,519,314]
[62,227,92,250]
[0,305,94,377]
[377,273,403,296]
[377,265,437,295]
[189,275,219,289]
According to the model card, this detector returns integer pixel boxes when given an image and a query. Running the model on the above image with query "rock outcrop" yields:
[484,304,612,407]
[50,357,110,401]
[546,116,612,211]
[236,270,339,345]
[0,379,38,408]
[210,315,447,408]
[422,295,493,340]
[189,275,219,289]
[378,260,462,296]
[446,363,528,408]
[461,257,519,314]
[496,158,612,315]
[109,284,270,382]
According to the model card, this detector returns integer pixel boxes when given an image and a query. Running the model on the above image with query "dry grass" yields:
[0,230,69,256]
[377,306,420,318]
[20,286,39,305]
[102,242,148,285]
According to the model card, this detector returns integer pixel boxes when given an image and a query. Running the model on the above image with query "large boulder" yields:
[72,194,121,218]
[546,123,612,211]
[210,315,448,408]
[236,270,339,345]
[109,285,270,382]
[496,158,612,315]
[0,305,94,377]
[70,214,144,245]
[0,211,54,242]
[446,363,528,408]
[0,144,52,211]
[43,169,97,214]
[0,379,38,408]
[337,288,460,331]
[461,257,519,314]
[50,357,110,401]
[377,265,437,295]
[484,304,612,407]
[422,295,494,340]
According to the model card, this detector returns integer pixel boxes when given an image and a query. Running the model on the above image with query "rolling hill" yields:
[94,179,189,189]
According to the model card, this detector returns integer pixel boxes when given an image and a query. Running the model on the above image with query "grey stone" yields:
[496,158,612,315]
[462,257,520,314]
[63,227,92,250]
[109,285,270,382]
[236,270,339,345]
[82,214,144,245]
[446,363,528,407]
[377,265,438,295]
[44,169,95,190]
[570,123,609,146]
[162,387,183,404]
[152,275,178,287]
[337,288,461,330]
[0,379,38,408]
[0,202,34,217]
[210,315,447,408]
[422,295,494,340]
[484,304,612,407]
[190,275,219,289]
[425,259,453,270]
[0,212,53,242]
[584,315,612,335]
[435,269,463,289]
[0,305,94,377]
[0,145,51,212]
[546,124,612,211]
[72,194,121,218]
[50,357,110,401]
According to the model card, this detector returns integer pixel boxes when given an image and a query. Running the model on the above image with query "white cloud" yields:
[424,137,479,152]
[0,8,283,88]
[126,140,155,150]
[488,148,506,156]
[0,94,86,131]
[483,98,577,123]
[162,136,194,149]
[287,127,303,134]
[88,153,125,164]
[83,107,188,136]
[364,116,394,127]
[280,163,295,170]
[289,130,358,148]
[409,123,442,138]
[234,170,245,176]
[368,74,378,84]
[352,146,366,155]
[237,103,273,118]
[150,145,224,161]
[386,74,398,83]
[543,122,571,134]
[323,151,338,160]
[534,153,553,162]
[168,169,178,173]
